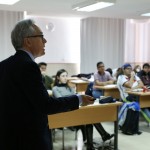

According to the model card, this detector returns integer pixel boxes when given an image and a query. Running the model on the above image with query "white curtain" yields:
[80,17,125,73]
[0,10,24,61]
[125,19,150,66]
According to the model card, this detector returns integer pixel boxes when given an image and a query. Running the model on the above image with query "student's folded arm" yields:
[123,81,132,88]
[95,80,107,86]
[135,80,144,89]
[106,80,114,84]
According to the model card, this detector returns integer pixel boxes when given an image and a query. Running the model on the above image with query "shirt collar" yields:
[19,48,35,61]
[98,71,105,75]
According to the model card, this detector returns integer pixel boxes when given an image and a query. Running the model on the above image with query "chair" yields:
[52,127,84,149]
[51,94,86,149]
[85,82,94,96]
[140,109,150,127]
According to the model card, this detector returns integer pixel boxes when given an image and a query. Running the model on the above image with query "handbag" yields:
[99,96,116,104]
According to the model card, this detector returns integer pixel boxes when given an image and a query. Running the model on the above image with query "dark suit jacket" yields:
[137,70,150,86]
[0,50,79,150]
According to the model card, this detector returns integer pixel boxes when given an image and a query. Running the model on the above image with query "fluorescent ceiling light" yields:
[72,0,115,12]
[0,0,20,5]
[141,13,150,17]
[77,2,114,12]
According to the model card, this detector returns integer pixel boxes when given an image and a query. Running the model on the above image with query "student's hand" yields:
[130,71,135,78]
[80,95,95,106]
[41,71,46,76]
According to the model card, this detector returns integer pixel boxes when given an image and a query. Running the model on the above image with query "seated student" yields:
[106,68,113,77]
[137,63,150,119]
[137,63,150,88]
[53,69,114,150]
[52,69,87,143]
[117,63,144,101]
[117,63,150,127]
[113,67,122,83]
[133,65,141,75]
[93,62,114,98]
[38,62,54,90]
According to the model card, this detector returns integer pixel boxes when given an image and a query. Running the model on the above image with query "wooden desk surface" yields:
[70,79,89,84]
[48,102,122,129]
[69,79,89,93]
[94,85,118,90]
[48,102,122,150]
[67,77,80,80]
[126,91,150,96]
[94,85,120,99]
[126,91,150,108]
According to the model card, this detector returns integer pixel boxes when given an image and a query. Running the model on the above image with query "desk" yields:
[94,85,120,99]
[69,79,89,93]
[126,91,150,108]
[48,102,122,150]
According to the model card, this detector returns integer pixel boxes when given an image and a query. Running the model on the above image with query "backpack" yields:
[120,109,139,135]
[119,102,140,135]
[99,96,116,104]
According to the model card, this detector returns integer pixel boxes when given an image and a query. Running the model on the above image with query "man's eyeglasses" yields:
[125,67,132,70]
[98,66,105,68]
[26,35,44,40]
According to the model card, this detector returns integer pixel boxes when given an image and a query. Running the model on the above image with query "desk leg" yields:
[114,107,119,150]
[62,128,65,150]
[49,129,54,150]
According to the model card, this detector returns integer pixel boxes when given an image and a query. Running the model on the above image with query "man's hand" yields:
[80,95,95,106]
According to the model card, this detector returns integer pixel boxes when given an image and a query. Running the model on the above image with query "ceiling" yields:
[0,0,150,19]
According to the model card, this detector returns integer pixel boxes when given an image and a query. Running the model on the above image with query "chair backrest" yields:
[85,82,94,96]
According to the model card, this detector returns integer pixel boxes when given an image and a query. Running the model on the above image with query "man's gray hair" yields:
[11,19,36,50]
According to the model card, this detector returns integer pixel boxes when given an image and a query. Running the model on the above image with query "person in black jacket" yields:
[0,19,94,150]
[137,63,150,119]
[38,62,54,90]
[137,63,150,87]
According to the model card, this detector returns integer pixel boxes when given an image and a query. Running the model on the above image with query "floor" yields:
[52,118,150,150]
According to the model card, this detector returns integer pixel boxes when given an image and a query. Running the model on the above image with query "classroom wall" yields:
[46,63,80,77]
[80,17,125,73]
[26,16,80,64]
[25,16,81,75]
[2,12,148,75]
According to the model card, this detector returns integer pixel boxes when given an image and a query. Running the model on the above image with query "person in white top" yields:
[117,63,143,101]
[117,63,150,126]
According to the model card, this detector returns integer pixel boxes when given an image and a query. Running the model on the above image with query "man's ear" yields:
[23,38,32,47]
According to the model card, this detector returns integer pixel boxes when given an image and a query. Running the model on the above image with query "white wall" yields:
[46,63,80,77]
[26,16,80,64]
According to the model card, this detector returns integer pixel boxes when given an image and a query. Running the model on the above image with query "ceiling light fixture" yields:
[72,0,115,12]
[141,13,150,17]
[0,0,20,5]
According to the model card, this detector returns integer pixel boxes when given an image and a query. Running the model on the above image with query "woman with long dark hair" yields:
[53,69,114,149]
